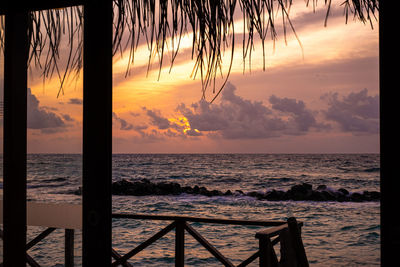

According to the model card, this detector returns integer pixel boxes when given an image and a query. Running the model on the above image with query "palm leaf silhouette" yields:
[0,0,379,102]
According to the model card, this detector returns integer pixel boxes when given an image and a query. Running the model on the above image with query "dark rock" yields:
[247,191,265,199]
[211,190,223,196]
[362,191,380,201]
[321,190,336,201]
[350,192,364,202]
[224,190,232,196]
[193,185,200,194]
[369,191,380,200]
[287,183,312,200]
[182,186,193,194]
[235,190,244,195]
[303,183,312,190]
[316,185,327,191]
[338,188,349,195]
[106,180,380,202]
[310,191,324,201]
[265,190,285,201]
[199,186,213,196]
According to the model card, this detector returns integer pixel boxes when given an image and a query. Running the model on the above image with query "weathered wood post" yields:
[287,217,308,267]
[65,229,75,267]
[3,9,29,267]
[82,0,113,265]
[258,237,278,267]
[175,220,185,266]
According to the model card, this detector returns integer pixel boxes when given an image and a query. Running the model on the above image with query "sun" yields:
[169,116,200,134]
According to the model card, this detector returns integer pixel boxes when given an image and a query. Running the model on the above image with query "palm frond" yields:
[0,0,379,101]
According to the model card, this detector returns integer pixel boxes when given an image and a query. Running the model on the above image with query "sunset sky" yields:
[0,1,380,153]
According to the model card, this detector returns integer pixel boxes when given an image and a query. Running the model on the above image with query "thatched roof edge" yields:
[0,0,379,101]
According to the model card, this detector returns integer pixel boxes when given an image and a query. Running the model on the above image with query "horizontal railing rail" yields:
[111,214,308,267]
[112,213,287,227]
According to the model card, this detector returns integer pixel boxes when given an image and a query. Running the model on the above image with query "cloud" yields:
[143,107,171,130]
[61,114,75,122]
[185,129,203,136]
[176,82,323,139]
[116,84,378,141]
[321,88,379,134]
[113,112,135,131]
[67,98,83,105]
[269,95,323,132]
[27,88,67,133]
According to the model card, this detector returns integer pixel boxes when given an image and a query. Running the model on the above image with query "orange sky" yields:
[0,1,380,153]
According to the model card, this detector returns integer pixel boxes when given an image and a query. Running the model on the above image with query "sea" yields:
[0,154,380,266]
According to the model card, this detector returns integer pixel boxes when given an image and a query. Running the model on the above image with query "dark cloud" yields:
[113,112,135,131]
[185,129,203,136]
[269,95,321,132]
[61,114,75,122]
[27,88,67,133]
[177,82,322,139]
[124,84,378,141]
[321,89,379,134]
[143,107,171,130]
[68,98,83,105]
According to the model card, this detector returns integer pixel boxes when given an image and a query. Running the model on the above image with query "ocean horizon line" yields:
[0,152,380,155]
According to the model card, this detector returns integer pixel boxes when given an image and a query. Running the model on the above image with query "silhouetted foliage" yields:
[0,0,379,101]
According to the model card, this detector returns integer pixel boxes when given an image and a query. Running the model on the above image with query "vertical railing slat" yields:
[175,220,185,267]
[65,229,75,267]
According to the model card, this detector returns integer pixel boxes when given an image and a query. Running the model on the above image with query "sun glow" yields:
[169,116,200,135]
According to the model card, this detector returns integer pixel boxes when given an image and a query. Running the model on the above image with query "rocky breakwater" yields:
[108,179,380,202]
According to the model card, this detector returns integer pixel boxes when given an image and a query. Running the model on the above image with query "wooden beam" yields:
[111,249,134,267]
[82,0,113,265]
[3,10,29,267]
[111,221,177,266]
[237,251,259,267]
[112,213,286,227]
[0,0,85,14]
[380,2,400,266]
[184,223,234,267]
[26,228,56,250]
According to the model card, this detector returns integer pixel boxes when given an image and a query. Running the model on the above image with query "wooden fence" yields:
[0,213,309,267]
[111,214,308,267]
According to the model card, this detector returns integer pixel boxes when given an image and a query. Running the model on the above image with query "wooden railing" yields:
[0,213,308,267]
[0,227,75,267]
[111,214,309,267]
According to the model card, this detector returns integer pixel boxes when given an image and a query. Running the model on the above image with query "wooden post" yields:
[175,220,185,267]
[287,217,308,267]
[258,237,267,267]
[379,2,400,266]
[82,0,113,265]
[3,10,28,267]
[65,229,75,267]
[259,237,278,267]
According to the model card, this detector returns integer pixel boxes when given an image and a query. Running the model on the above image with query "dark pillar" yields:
[82,0,113,265]
[380,1,400,266]
[3,10,28,267]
